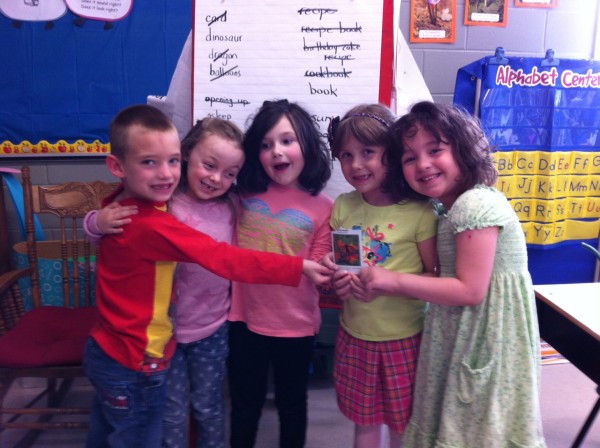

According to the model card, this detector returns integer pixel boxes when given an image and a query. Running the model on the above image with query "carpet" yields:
[541,339,569,365]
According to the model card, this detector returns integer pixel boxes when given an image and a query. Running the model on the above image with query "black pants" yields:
[228,322,315,448]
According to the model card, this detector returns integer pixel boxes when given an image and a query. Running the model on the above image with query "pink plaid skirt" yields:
[333,327,421,432]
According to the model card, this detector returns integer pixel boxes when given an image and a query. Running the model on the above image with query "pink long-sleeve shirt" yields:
[169,191,236,343]
[229,184,333,337]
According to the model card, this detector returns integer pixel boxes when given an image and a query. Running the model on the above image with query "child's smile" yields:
[419,172,442,184]
[111,125,181,203]
[351,172,373,182]
[199,181,218,192]
[186,134,244,201]
[338,135,390,205]
[401,127,462,208]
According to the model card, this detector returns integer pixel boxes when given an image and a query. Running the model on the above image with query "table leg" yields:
[571,387,600,448]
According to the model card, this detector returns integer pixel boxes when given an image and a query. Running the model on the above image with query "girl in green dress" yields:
[348,101,546,448]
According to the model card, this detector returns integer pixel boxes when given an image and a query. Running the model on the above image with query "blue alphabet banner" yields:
[454,53,600,284]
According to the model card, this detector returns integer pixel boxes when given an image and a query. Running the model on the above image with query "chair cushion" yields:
[0,306,98,367]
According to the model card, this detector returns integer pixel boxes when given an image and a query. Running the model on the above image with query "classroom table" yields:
[534,283,600,448]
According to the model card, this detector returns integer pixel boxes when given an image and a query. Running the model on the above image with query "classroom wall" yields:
[2,0,599,246]
[401,0,599,104]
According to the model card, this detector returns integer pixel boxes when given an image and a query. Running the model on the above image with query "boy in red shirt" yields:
[84,105,331,448]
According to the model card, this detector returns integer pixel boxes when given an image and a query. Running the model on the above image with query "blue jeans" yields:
[163,323,229,448]
[83,338,168,448]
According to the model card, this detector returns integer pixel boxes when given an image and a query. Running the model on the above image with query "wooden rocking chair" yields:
[0,165,117,447]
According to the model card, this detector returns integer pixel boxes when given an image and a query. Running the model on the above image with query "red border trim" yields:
[378,0,394,106]
[192,1,393,111]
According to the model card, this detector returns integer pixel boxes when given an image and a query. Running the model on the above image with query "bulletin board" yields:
[454,52,600,284]
[0,0,190,157]
[192,0,396,198]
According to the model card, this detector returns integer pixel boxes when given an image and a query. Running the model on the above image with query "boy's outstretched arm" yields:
[302,259,333,286]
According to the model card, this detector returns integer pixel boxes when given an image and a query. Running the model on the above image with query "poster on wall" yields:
[464,0,509,27]
[514,0,558,8]
[0,0,66,21]
[454,53,600,283]
[64,0,134,21]
[192,0,396,198]
[409,0,456,43]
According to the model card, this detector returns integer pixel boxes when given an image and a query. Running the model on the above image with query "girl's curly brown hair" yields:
[389,101,498,200]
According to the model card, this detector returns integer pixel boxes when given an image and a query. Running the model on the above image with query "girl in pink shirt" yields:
[88,118,246,448]
[228,100,333,448]
[162,119,245,448]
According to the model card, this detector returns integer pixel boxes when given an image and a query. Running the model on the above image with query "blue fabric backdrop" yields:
[0,0,191,147]
[454,54,600,284]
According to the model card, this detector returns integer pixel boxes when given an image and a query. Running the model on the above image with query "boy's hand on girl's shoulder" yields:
[302,259,334,287]
[97,202,138,234]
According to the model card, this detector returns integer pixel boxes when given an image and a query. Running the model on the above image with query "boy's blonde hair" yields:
[109,105,176,159]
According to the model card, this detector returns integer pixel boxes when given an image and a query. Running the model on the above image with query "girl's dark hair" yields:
[390,101,498,199]
[179,118,244,219]
[237,99,332,195]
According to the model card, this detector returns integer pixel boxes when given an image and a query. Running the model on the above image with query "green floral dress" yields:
[403,186,546,448]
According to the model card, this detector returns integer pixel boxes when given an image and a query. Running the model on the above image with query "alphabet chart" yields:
[481,60,600,245]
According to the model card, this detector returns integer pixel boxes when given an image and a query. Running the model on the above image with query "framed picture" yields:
[332,229,364,273]
[409,0,456,43]
[514,0,558,7]
[465,0,509,27]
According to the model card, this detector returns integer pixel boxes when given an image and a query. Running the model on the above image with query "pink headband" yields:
[327,113,390,147]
